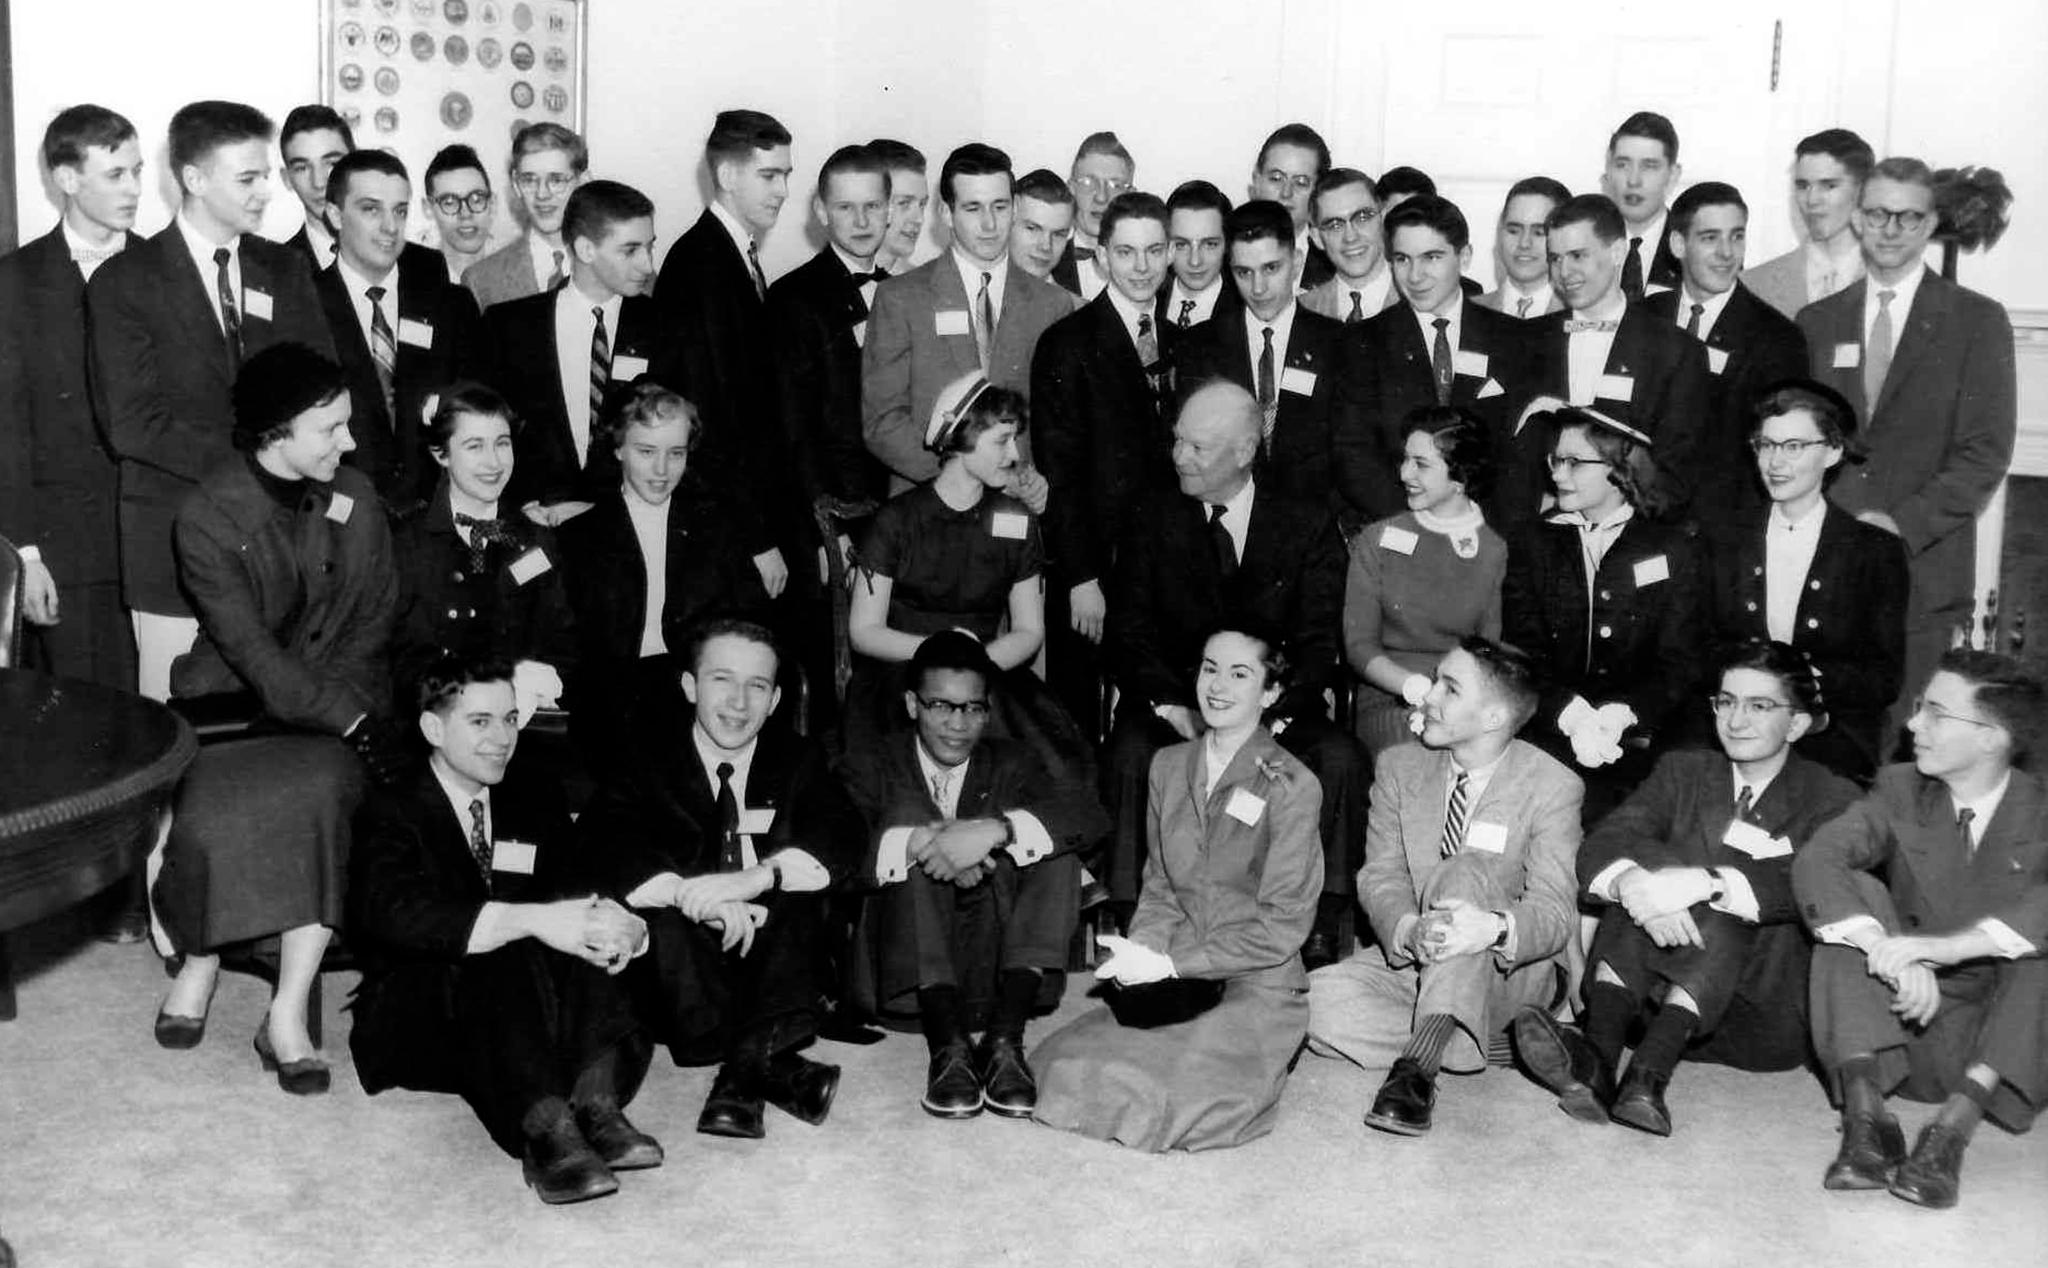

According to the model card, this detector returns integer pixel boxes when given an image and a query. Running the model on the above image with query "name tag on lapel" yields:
[851,320,867,348]
[738,808,776,836]
[509,548,551,586]
[243,289,274,322]
[1706,346,1730,375]
[1831,342,1860,369]
[1464,822,1508,854]
[1634,554,1669,587]
[935,309,971,337]
[612,354,650,382]
[1723,820,1791,859]
[1595,373,1634,402]
[1225,788,1266,825]
[991,511,1029,540]
[1378,526,1419,555]
[1453,349,1489,378]
[493,839,538,874]
[325,492,355,524]
[1280,366,1317,396]
[397,317,435,349]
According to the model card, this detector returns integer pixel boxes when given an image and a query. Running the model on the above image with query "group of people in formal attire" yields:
[0,90,2037,1214]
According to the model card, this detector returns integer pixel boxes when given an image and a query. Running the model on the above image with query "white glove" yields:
[512,659,564,727]
[1559,697,1624,768]
[1093,934,1176,986]
[1400,674,1431,706]
[1593,702,1639,739]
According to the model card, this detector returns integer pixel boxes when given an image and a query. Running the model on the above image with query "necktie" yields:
[1516,296,1532,319]
[1563,318,1621,334]
[1347,290,1365,324]
[1621,237,1644,301]
[214,247,243,370]
[748,241,768,300]
[1733,784,1755,823]
[1256,326,1277,446]
[588,306,611,467]
[546,249,565,291]
[1431,316,1454,405]
[1072,245,1096,261]
[455,512,515,574]
[715,761,743,871]
[1208,503,1237,581]
[1685,302,1704,340]
[1864,288,1896,408]
[1440,769,1471,858]
[930,766,955,818]
[1177,298,1196,328]
[1135,312,1158,368]
[975,271,996,372]
[1957,806,1976,854]
[366,285,398,424]
[467,798,493,881]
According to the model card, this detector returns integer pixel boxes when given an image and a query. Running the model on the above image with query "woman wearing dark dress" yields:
[153,344,404,1094]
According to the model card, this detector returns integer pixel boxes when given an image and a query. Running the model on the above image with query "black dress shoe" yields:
[253,1028,331,1096]
[1610,1066,1673,1137]
[153,1004,207,1050]
[576,1104,663,1170]
[1365,1057,1436,1136]
[922,1040,983,1119]
[697,1064,767,1139]
[763,1051,842,1126]
[977,1034,1037,1118]
[1823,1113,1907,1191]
[1889,1123,1966,1209]
[522,1121,619,1205]
[1512,1006,1613,1124]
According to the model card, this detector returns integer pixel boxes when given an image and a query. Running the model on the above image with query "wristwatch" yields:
[1706,870,1727,905]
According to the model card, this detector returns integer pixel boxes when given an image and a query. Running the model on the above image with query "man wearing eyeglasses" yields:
[1796,157,2016,721]
[1250,123,1336,290]
[467,123,587,311]
[1049,132,1133,301]
[1300,169,1395,323]
[423,144,499,285]
[1516,641,1858,1137]
[837,630,1107,1119]
[1794,649,2048,1209]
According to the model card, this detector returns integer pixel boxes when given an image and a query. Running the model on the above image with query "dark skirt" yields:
[155,734,363,953]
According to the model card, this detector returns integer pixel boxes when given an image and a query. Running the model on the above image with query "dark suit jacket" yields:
[0,227,135,586]
[1107,485,1344,725]
[1705,503,1908,781]
[1642,284,1808,530]
[90,225,334,613]
[314,252,482,515]
[767,247,890,513]
[1030,291,1181,589]
[1300,241,1336,291]
[1173,304,1347,512]
[1330,299,1539,527]
[1797,270,2016,617]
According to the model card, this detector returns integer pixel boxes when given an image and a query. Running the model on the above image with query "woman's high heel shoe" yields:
[254,1027,331,1096]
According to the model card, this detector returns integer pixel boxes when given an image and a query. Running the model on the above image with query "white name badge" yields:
[611,354,650,382]
[1280,366,1317,396]
[243,288,274,321]
[1476,378,1504,400]
[397,317,435,349]
[1706,346,1730,375]
[1723,820,1792,860]
[325,491,355,524]
[1464,822,1508,854]
[1832,342,1861,369]
[1634,554,1670,587]
[991,511,1029,540]
[1453,349,1489,378]
[851,320,867,348]
[493,839,538,874]
[935,309,971,336]
[1378,526,1419,555]
[738,808,777,836]
[509,548,551,586]
[1594,373,1635,402]
[1225,788,1266,826]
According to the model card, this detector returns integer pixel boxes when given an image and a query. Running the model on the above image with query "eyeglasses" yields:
[432,190,493,215]
[514,172,576,194]
[1262,169,1316,193]
[1072,176,1131,198]
[1545,455,1611,473]
[1910,697,1998,729]
[1710,694,1792,718]
[916,696,990,720]
[1749,437,1831,458]
[1859,206,1930,233]
[1316,207,1381,236]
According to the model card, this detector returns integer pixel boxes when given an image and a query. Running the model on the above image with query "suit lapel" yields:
[1968,772,2043,889]
[1872,271,1950,419]
[156,229,235,382]
[1406,747,1454,880]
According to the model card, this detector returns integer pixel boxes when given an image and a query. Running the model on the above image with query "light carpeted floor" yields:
[3,913,2044,1268]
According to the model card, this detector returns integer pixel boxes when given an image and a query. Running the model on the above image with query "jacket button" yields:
[1599,589,1611,601]
[1809,579,1821,590]
[1598,625,1613,638]
[447,607,459,619]
[1745,601,1757,612]
[1752,566,1763,577]
[452,570,466,583]
[1806,617,1819,629]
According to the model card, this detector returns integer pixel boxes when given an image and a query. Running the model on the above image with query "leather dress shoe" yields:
[1364,1057,1436,1136]
[763,1051,842,1126]
[253,1028,331,1096]
[1889,1123,1967,1209]
[1823,1113,1906,1191]
[523,1121,619,1205]
[922,1039,983,1119]
[1610,1066,1673,1137]
[697,1064,767,1139]
[977,1034,1037,1118]
[153,1004,208,1050]
[576,1104,663,1171]
[1512,1006,1613,1125]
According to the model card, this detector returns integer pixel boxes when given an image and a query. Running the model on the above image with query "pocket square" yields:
[1476,378,1504,399]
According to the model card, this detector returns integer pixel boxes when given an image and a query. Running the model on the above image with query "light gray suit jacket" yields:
[464,236,546,311]
[1740,247,1812,322]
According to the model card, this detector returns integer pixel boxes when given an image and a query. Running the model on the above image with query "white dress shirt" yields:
[1211,475,1256,560]
[622,488,669,657]
[1072,242,1109,301]
[62,219,126,280]
[830,243,881,311]
[1242,301,1299,391]
[709,201,759,275]
[1391,750,1522,959]
[1862,264,1927,356]
[872,740,1055,881]
[1586,762,1775,922]
[1674,283,1736,343]
[527,231,567,291]
[301,217,338,269]
[1410,293,1465,360]
[1498,279,1556,319]
[1103,285,1151,353]
[1335,265,1395,318]
[175,211,243,334]
[335,255,400,356]
[1625,212,1668,288]
[554,282,623,471]
[1166,277,1223,327]
[1803,240,1863,303]
[1764,500,1826,643]
[950,247,1010,342]
[688,728,828,888]
[1565,290,1628,405]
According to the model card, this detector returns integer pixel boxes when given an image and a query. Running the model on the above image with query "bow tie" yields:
[455,512,516,546]
[1563,319,1621,334]
[848,268,888,286]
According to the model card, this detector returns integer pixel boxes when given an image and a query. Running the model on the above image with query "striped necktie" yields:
[1440,769,1471,857]
[366,285,397,424]
[976,271,996,373]
[588,306,610,467]
[467,798,493,884]
[214,247,243,370]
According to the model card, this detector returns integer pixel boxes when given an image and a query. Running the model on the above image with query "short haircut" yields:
[426,381,521,452]
[939,142,1013,207]
[1202,623,1294,695]
[280,104,353,153]
[168,100,275,175]
[509,121,587,175]
[1310,167,1378,221]
[1937,649,2045,765]
[911,629,998,694]
[1401,405,1494,501]
[1375,166,1436,202]
[867,138,926,176]
[1383,193,1469,252]
[1546,193,1626,244]
[604,381,700,451]
[1459,635,1542,731]
[1013,168,1075,210]
[1868,156,1935,193]
[416,652,517,718]
[1224,199,1295,251]
[1668,180,1747,237]
[42,104,137,170]
[933,384,1028,457]
[324,148,408,211]
[1551,408,1673,519]
[1100,190,1169,243]
[561,179,655,250]
[1793,128,1875,183]
[683,617,782,676]
[424,143,489,192]
[1072,130,1134,169]
[1254,123,1330,179]
[1502,176,1572,216]
[1750,378,1858,452]
[1609,110,1679,163]
[231,343,347,453]
[706,108,791,168]
[1716,639,1826,719]
[1167,179,1233,220]
[817,143,889,197]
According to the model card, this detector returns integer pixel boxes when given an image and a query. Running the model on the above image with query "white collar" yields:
[62,218,123,257]
[1218,474,1257,521]
[1415,503,1484,536]
[1677,281,1736,323]
[709,200,758,262]
[1411,292,1465,337]
[829,242,877,277]
[1729,759,1782,802]
[914,737,969,788]
[1243,299,1297,344]
[429,754,490,828]
[1503,277,1553,305]
[950,246,1008,292]
[1626,210,1667,249]
[1550,503,1635,533]
[1768,499,1826,533]
[175,209,238,263]
[692,724,759,785]
[1866,263,1927,314]
[1572,289,1628,323]
[1103,284,1151,338]
[335,253,396,301]
[621,484,670,516]
[1950,771,2013,833]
